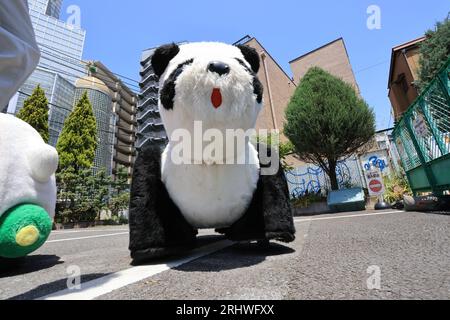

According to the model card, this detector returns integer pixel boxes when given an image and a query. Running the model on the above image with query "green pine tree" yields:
[418,15,450,91]
[108,165,131,220]
[56,91,98,172]
[284,67,375,191]
[17,85,49,143]
[55,167,112,223]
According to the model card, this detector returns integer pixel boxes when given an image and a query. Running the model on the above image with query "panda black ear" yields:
[151,43,180,77]
[236,45,260,73]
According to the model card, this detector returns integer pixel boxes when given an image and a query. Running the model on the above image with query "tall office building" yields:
[30,0,62,18]
[85,61,138,178]
[5,1,136,176]
[15,68,76,147]
[137,48,168,151]
[7,0,86,147]
[28,0,85,79]
[22,0,86,84]
[44,0,63,18]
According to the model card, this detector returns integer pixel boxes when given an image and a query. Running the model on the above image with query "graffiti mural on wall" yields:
[363,155,388,172]
[285,166,323,197]
[360,150,391,175]
[285,157,364,198]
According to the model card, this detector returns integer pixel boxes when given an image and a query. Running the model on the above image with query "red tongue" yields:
[211,88,222,109]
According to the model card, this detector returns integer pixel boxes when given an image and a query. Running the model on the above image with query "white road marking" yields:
[39,239,234,300]
[39,210,402,299]
[294,210,403,223]
[46,212,402,242]
[46,232,129,243]
[51,229,128,235]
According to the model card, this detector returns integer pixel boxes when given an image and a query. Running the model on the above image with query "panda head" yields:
[152,42,263,139]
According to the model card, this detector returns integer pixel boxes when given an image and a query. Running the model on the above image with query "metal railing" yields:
[392,58,450,194]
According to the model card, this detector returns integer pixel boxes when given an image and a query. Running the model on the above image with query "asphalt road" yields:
[0,210,449,300]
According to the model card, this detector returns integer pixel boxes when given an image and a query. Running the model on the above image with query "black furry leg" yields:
[259,163,296,242]
[129,145,197,264]
[218,158,296,243]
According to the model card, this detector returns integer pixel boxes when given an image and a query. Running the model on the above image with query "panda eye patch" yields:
[235,58,263,103]
[160,59,194,110]
[235,58,253,75]
[172,59,194,77]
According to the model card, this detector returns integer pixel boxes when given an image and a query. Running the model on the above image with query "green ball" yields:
[0,204,52,258]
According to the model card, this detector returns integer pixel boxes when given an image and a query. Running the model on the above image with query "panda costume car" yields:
[129,42,295,263]
[0,114,58,260]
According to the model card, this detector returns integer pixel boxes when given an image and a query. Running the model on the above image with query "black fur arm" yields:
[128,144,197,261]
[128,145,166,252]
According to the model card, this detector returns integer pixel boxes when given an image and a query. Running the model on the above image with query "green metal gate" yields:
[392,58,450,195]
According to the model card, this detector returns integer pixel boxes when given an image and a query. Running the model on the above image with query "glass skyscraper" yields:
[7,0,87,147]
[14,67,75,147]
[28,0,86,84]
[29,0,61,18]
[44,0,63,18]
[19,0,86,83]
[5,0,132,177]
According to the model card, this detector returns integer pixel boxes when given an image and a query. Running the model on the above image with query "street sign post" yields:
[365,168,385,197]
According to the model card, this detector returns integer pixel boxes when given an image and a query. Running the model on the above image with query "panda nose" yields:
[207,61,230,76]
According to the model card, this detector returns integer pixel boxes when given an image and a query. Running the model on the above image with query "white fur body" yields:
[0,114,58,218]
[161,142,260,228]
[158,42,264,228]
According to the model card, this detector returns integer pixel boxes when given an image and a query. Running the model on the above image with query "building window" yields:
[397,73,409,94]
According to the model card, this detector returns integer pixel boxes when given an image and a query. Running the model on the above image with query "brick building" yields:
[238,36,362,166]
[235,37,297,138]
[289,37,360,95]
[387,37,425,121]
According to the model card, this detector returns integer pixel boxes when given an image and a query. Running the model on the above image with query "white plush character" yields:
[0,114,58,259]
[129,42,295,263]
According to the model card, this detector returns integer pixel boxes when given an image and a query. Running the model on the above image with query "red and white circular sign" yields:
[369,179,383,193]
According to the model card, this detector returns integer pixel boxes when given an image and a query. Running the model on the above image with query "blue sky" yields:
[61,0,449,130]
